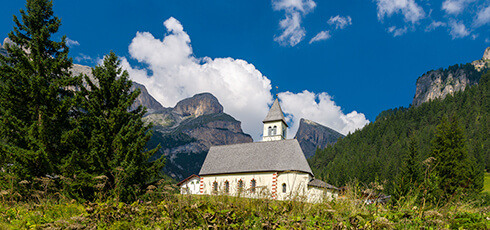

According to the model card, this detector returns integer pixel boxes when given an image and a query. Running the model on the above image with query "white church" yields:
[178,98,337,202]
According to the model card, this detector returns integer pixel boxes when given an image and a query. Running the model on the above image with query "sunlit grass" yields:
[483,172,490,193]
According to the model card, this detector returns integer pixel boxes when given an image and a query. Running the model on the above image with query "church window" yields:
[224,181,230,193]
[251,179,256,193]
[268,126,272,136]
[212,181,218,193]
[282,183,287,193]
[272,126,277,135]
[238,180,244,192]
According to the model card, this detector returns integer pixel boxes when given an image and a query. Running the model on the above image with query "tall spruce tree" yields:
[430,115,474,200]
[0,0,76,179]
[68,52,164,202]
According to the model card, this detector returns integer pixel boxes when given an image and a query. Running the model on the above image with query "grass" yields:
[483,172,490,193]
[0,186,489,229]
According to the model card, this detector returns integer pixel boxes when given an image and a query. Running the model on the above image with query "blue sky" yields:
[1,0,489,140]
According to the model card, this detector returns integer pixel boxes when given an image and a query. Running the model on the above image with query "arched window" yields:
[238,180,244,192]
[212,181,218,193]
[251,179,256,193]
[272,126,277,135]
[268,126,272,136]
[282,183,287,193]
[224,181,230,193]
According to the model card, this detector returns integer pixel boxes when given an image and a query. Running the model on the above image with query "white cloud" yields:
[449,19,470,39]
[66,37,80,47]
[374,0,426,24]
[485,37,490,43]
[388,26,408,36]
[74,53,92,63]
[272,0,316,46]
[327,15,353,29]
[473,5,490,28]
[122,17,369,140]
[425,20,447,32]
[309,30,331,44]
[278,91,369,137]
[442,0,475,16]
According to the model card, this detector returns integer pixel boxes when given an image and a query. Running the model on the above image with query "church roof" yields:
[308,179,338,190]
[199,139,313,176]
[263,98,287,126]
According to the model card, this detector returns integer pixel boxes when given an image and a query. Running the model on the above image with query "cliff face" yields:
[294,118,344,159]
[412,47,489,107]
[145,93,253,180]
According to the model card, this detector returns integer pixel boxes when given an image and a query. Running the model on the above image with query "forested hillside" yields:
[309,70,490,194]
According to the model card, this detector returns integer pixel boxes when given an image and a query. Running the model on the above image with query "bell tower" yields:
[262,98,288,141]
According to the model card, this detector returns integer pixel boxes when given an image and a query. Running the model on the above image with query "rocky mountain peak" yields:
[173,93,223,117]
[2,37,12,49]
[483,47,490,60]
[295,118,344,159]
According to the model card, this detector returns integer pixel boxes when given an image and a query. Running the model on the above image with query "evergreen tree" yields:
[393,134,421,199]
[66,52,164,201]
[430,115,474,200]
[0,0,76,179]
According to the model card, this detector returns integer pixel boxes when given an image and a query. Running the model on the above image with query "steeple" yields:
[262,98,288,141]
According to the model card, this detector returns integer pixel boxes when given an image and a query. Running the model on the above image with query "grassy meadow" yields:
[0,184,489,229]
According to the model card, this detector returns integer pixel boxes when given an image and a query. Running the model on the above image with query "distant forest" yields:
[309,69,490,195]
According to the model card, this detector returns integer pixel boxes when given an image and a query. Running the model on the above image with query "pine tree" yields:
[430,115,473,200]
[0,0,76,179]
[68,51,164,201]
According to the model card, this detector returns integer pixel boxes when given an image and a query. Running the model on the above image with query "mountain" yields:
[71,64,164,112]
[145,93,253,180]
[295,118,344,159]
[412,47,489,107]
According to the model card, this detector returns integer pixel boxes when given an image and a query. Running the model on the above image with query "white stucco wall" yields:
[200,171,320,201]
[262,121,287,141]
[179,177,201,194]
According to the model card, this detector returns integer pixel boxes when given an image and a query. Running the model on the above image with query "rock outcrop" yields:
[294,118,344,159]
[145,93,252,180]
[71,64,164,112]
[413,47,489,107]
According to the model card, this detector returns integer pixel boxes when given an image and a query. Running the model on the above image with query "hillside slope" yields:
[309,71,490,193]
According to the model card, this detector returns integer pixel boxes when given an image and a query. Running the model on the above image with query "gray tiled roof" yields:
[308,179,338,190]
[199,139,313,176]
[263,98,287,126]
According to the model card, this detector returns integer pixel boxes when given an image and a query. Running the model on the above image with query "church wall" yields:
[306,187,338,203]
[275,172,311,201]
[262,121,286,141]
[179,177,201,195]
[200,172,275,199]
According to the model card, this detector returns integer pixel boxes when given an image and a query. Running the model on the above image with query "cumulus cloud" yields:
[327,15,353,29]
[278,91,369,137]
[388,26,408,36]
[122,17,369,140]
[473,5,490,27]
[442,0,475,16]
[309,30,331,44]
[66,37,80,47]
[74,53,92,63]
[425,20,447,32]
[272,0,316,46]
[486,37,490,43]
[374,0,426,24]
[449,19,470,39]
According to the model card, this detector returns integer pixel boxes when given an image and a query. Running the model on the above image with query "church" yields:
[181,98,337,202]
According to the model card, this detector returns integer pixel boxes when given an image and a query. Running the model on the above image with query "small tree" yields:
[430,115,474,201]
[66,51,164,202]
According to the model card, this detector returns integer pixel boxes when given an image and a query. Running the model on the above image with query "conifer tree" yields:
[0,0,76,179]
[69,51,164,201]
[430,115,473,200]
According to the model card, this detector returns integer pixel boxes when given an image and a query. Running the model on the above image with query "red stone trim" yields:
[271,172,278,199]
[199,177,204,194]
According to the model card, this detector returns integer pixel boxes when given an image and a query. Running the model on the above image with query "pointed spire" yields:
[263,98,288,127]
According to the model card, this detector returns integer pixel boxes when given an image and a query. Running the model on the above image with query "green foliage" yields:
[0,0,77,180]
[310,70,490,202]
[64,52,165,202]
